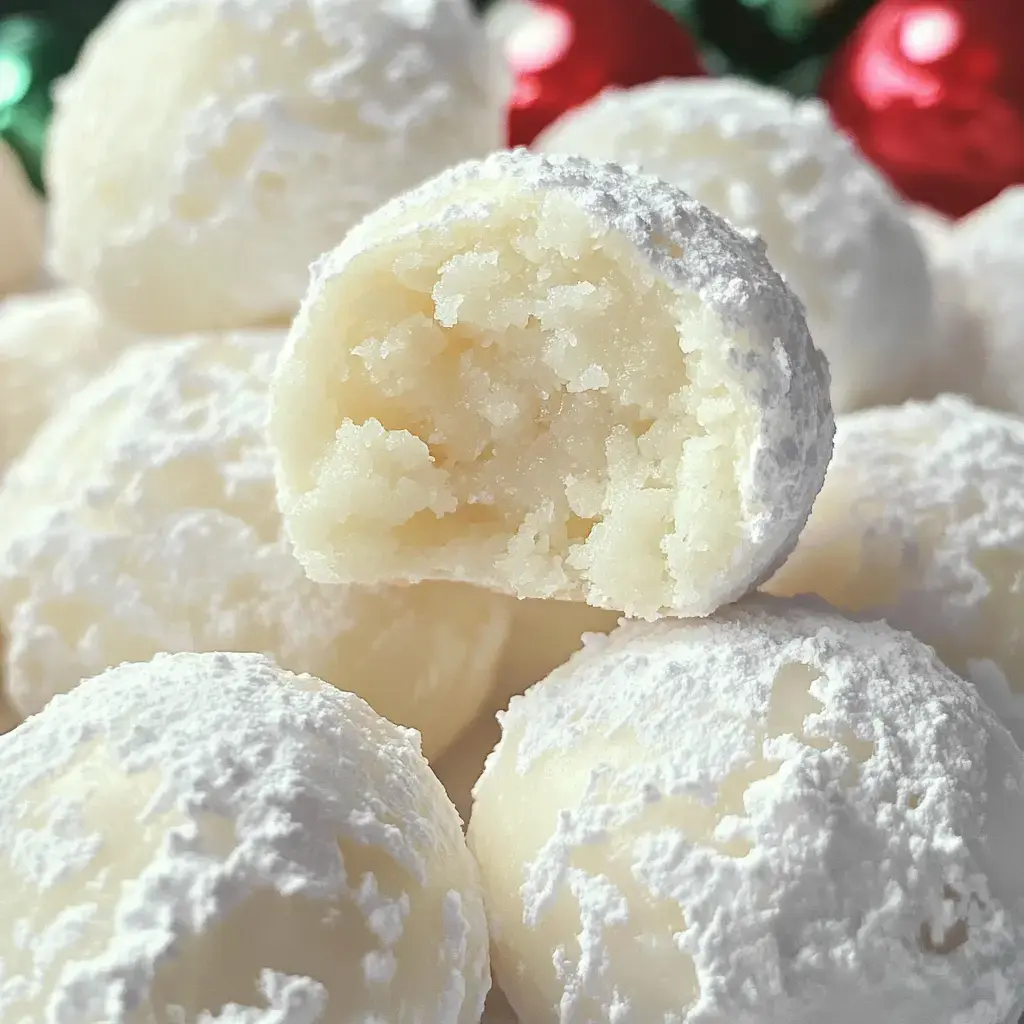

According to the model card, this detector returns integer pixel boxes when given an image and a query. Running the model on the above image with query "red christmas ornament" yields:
[820,0,1024,218]
[501,0,706,148]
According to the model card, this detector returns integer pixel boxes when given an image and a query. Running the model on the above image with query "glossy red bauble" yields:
[821,0,1024,218]
[501,0,706,147]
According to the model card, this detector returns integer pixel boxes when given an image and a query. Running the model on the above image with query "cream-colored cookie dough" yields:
[765,395,1024,748]
[0,330,511,756]
[944,186,1024,415]
[0,141,44,297]
[0,289,136,474]
[0,650,490,1023]
[468,596,1024,1024]
[535,78,934,413]
[45,0,509,333]
[271,150,834,620]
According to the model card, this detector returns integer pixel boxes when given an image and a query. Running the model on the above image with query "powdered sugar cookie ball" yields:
[468,596,1024,1024]
[270,150,834,620]
[947,186,1024,415]
[765,395,1024,748]
[0,330,511,756]
[535,78,933,413]
[0,289,136,474]
[45,0,509,334]
[0,141,44,297]
[0,650,490,1023]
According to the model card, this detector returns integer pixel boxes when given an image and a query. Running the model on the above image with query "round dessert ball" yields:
[468,595,1024,1024]
[0,289,136,474]
[945,186,1024,416]
[0,141,44,297]
[535,78,934,414]
[270,150,834,621]
[0,330,512,756]
[45,0,509,334]
[764,395,1024,748]
[0,650,490,1022]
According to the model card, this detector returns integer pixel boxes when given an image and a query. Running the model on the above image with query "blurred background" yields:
[1,0,1022,219]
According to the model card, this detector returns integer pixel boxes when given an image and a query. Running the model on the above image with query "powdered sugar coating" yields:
[468,595,1024,1024]
[0,141,44,297]
[271,149,834,620]
[765,395,1024,749]
[0,330,511,756]
[0,289,136,475]
[0,650,490,1022]
[45,0,509,333]
[535,78,934,413]
[946,186,1024,415]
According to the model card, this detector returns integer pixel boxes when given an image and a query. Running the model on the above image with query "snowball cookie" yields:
[45,0,509,334]
[468,595,1024,1024]
[946,186,1024,416]
[0,650,490,1023]
[0,141,44,297]
[0,289,136,475]
[0,330,512,756]
[270,150,834,621]
[535,78,934,414]
[765,395,1024,749]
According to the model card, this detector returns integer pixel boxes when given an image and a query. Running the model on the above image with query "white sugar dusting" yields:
[470,595,1024,1024]
[0,651,490,1022]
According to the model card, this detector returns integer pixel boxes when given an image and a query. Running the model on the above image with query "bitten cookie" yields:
[0,651,490,1023]
[468,595,1024,1024]
[0,330,511,757]
[271,150,834,620]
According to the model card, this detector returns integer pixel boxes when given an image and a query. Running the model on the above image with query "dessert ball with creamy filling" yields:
[468,596,1024,1024]
[45,0,509,333]
[0,289,136,474]
[946,186,1024,415]
[0,651,490,1023]
[0,330,511,757]
[270,150,834,620]
[765,395,1024,747]
[535,78,934,413]
[0,141,44,297]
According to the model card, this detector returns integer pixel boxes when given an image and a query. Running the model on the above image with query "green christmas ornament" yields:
[0,3,117,193]
[654,0,879,93]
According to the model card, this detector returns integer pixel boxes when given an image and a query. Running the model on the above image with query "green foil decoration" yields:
[653,0,879,94]
[0,3,116,193]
